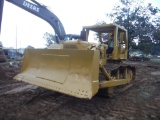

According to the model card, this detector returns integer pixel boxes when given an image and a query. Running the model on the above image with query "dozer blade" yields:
[14,49,100,99]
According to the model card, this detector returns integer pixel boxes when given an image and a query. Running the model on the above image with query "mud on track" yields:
[0,61,160,120]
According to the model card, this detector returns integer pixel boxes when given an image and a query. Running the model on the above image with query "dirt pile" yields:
[0,50,7,62]
[0,61,20,80]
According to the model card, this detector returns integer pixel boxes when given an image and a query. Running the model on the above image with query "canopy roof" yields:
[83,23,127,33]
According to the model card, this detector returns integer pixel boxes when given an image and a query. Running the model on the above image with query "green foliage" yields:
[43,32,56,47]
[130,41,138,49]
[151,45,160,55]
[0,41,3,49]
[153,23,160,44]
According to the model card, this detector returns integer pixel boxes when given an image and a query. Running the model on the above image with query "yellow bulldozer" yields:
[14,23,135,99]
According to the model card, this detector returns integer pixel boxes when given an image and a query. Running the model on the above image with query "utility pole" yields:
[16,24,18,57]
[16,25,17,51]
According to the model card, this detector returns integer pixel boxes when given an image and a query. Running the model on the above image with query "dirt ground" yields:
[0,60,160,120]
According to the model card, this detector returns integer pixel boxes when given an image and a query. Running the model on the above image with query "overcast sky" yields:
[0,0,160,48]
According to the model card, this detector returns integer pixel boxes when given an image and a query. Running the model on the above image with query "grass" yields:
[150,57,160,63]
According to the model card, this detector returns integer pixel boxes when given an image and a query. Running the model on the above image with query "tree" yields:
[0,41,7,62]
[151,45,160,55]
[43,32,57,47]
[152,23,160,44]
[0,41,3,49]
